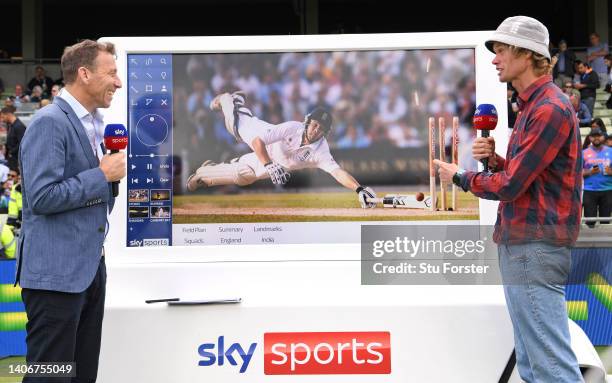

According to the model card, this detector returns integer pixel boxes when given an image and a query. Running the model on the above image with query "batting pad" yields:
[195,161,257,186]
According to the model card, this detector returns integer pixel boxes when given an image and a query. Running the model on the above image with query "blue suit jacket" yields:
[16,97,115,293]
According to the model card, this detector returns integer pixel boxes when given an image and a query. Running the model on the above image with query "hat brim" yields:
[485,31,551,60]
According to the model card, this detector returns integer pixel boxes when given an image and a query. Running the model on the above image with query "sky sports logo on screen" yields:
[197,331,391,375]
[128,238,169,247]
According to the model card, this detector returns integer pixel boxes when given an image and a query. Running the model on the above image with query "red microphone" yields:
[103,124,128,197]
[473,104,498,172]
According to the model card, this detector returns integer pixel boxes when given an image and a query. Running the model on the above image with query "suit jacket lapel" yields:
[53,97,98,168]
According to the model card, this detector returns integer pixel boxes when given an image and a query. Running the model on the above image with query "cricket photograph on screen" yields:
[171,49,480,224]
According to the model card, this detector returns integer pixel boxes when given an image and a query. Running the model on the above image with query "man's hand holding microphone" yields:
[472,136,497,169]
[100,152,126,182]
[434,104,498,185]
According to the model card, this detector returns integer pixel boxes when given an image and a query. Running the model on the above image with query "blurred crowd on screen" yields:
[173,49,476,160]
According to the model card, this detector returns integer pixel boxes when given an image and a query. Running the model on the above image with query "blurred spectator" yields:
[562,82,577,98]
[0,162,9,183]
[607,135,612,147]
[39,99,50,108]
[14,84,29,103]
[591,117,607,132]
[0,77,4,94]
[582,127,612,227]
[0,180,11,214]
[29,85,43,103]
[551,39,576,88]
[336,124,371,148]
[583,118,607,149]
[587,32,609,89]
[569,93,592,127]
[604,54,612,109]
[507,83,519,128]
[186,80,212,115]
[379,84,415,146]
[1,106,26,171]
[606,54,612,85]
[0,163,12,215]
[5,168,16,184]
[569,60,599,115]
[27,65,54,97]
[262,89,284,124]
[4,96,15,109]
[0,214,16,258]
[6,167,21,231]
[50,84,61,101]
[235,62,261,97]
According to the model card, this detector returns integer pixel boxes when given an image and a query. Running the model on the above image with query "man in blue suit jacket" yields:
[16,39,125,382]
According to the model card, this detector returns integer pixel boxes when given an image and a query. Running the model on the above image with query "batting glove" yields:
[356,186,376,208]
[265,162,291,185]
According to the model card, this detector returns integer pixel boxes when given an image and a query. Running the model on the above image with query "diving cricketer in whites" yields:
[187,91,377,208]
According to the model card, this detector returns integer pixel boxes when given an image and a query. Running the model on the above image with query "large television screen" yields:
[103,33,507,250]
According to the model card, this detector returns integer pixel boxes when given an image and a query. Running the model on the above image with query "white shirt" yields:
[259,121,340,174]
[58,88,105,159]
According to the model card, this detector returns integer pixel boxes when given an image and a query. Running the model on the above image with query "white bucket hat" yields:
[485,16,551,60]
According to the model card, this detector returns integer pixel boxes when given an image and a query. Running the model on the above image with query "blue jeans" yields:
[583,97,595,116]
[498,242,583,383]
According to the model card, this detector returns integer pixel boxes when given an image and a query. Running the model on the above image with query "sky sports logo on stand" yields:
[197,331,391,375]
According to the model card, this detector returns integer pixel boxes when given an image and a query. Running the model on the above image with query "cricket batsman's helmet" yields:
[305,107,333,134]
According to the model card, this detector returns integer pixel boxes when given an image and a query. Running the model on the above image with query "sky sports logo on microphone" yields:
[107,136,128,146]
[197,331,391,375]
[103,123,129,150]
[473,104,498,127]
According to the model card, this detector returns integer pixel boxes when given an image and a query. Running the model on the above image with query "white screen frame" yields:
[100,32,507,264]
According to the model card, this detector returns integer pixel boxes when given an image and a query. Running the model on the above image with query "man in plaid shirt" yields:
[436,16,584,382]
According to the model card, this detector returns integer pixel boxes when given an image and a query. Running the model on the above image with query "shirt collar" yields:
[517,75,552,111]
[58,88,104,123]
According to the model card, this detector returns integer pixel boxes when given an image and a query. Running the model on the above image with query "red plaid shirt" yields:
[459,75,583,245]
